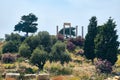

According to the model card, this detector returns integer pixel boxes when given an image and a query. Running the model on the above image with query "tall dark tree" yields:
[84,16,97,63]
[95,17,119,65]
[14,13,38,36]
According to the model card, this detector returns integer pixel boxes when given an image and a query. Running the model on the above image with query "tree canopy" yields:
[95,17,119,65]
[84,16,97,63]
[14,13,38,36]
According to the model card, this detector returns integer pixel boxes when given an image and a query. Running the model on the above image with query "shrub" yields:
[69,36,84,47]
[2,41,18,53]
[17,57,25,62]
[19,43,31,58]
[4,63,16,69]
[58,67,72,75]
[50,41,71,65]
[25,68,34,74]
[57,34,64,42]
[67,41,76,51]
[24,67,39,74]
[1,53,16,63]
[5,33,21,42]
[95,59,112,73]
[51,35,57,46]
[46,62,72,75]
[32,66,39,73]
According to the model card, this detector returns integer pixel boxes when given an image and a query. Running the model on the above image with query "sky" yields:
[0,0,120,40]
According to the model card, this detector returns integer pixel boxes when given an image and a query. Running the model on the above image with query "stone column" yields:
[63,25,65,38]
[56,25,58,36]
[76,26,78,38]
[82,26,84,38]
[69,25,71,38]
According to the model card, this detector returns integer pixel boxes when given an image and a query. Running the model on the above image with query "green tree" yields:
[14,13,38,36]
[95,17,119,65]
[2,41,18,53]
[38,31,52,53]
[59,27,76,38]
[4,33,22,53]
[19,43,31,58]
[51,35,57,46]
[24,35,39,52]
[50,41,71,65]
[30,47,48,70]
[5,33,21,42]
[84,16,97,63]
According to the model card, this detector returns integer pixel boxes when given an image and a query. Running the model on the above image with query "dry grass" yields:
[0,53,120,80]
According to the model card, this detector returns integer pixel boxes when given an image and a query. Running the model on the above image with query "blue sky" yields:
[0,0,120,40]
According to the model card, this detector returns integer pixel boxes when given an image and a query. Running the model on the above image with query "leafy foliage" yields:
[24,35,39,52]
[84,16,97,62]
[95,17,119,65]
[37,31,52,53]
[57,33,64,42]
[69,36,84,47]
[3,33,23,53]
[95,59,112,73]
[1,53,16,63]
[19,43,31,58]
[14,13,38,36]
[2,41,18,53]
[30,47,48,70]
[5,33,22,42]
[50,41,71,65]
[51,35,57,46]
[67,41,76,51]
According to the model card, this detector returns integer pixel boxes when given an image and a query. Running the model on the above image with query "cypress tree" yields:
[95,17,119,65]
[84,16,97,63]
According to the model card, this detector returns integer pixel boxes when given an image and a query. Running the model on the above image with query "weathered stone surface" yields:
[37,73,50,80]
[5,73,20,80]
[24,74,36,80]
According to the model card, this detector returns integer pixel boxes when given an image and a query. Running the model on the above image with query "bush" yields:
[2,53,16,63]
[17,57,25,62]
[32,66,39,73]
[50,41,71,65]
[57,34,64,42]
[95,59,112,73]
[51,35,57,46]
[58,67,72,75]
[67,41,76,51]
[2,41,18,53]
[5,33,21,42]
[19,43,31,58]
[45,62,72,75]
[69,36,84,47]
[4,63,16,69]
[25,68,34,74]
